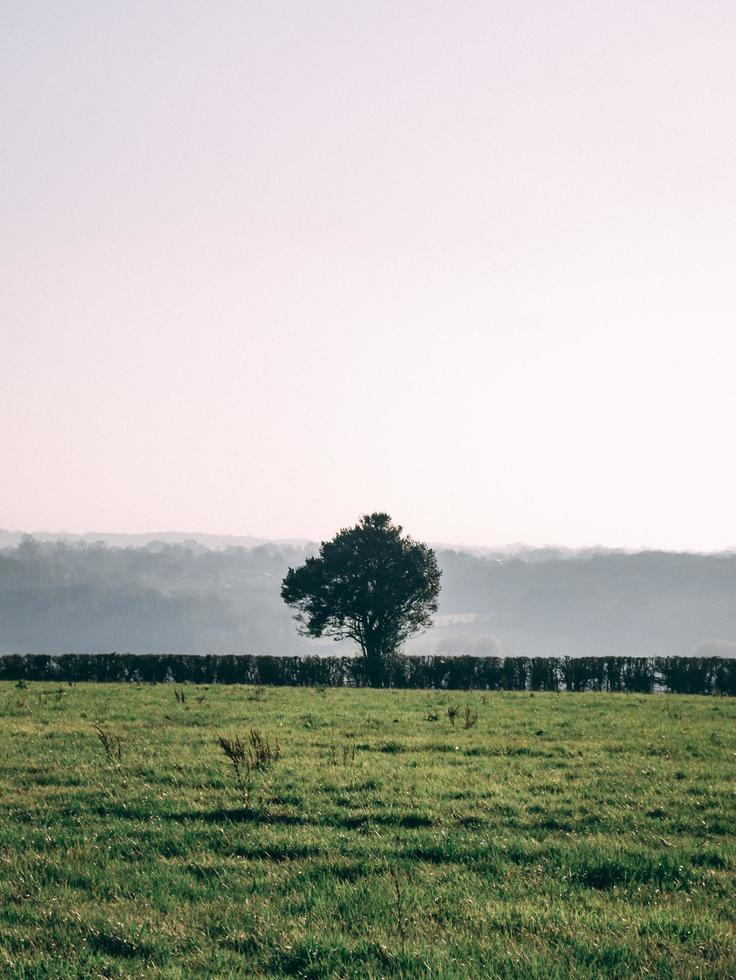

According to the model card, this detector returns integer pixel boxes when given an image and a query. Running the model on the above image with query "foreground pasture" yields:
[0,683,733,978]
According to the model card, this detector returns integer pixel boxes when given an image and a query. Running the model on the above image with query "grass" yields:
[0,683,734,978]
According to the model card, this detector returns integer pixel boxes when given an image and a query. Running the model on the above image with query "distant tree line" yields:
[1,653,734,695]
[3,536,736,660]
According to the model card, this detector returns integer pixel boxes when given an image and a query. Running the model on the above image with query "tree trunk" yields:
[363,634,388,687]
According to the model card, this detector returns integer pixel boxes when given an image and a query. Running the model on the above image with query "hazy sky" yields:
[2,1,735,550]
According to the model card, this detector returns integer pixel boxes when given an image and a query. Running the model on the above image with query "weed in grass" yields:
[462,705,479,729]
[387,863,409,953]
[217,728,280,807]
[92,722,123,764]
[447,704,460,727]
[664,697,683,720]
[329,743,356,766]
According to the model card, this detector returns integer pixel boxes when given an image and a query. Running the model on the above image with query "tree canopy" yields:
[280,513,441,680]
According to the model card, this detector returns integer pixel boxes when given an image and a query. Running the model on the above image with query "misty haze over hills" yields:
[1,532,735,660]
[0,530,302,551]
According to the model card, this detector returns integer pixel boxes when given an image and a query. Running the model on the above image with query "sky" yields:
[2,1,735,551]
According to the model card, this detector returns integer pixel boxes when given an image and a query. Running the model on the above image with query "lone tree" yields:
[281,513,441,683]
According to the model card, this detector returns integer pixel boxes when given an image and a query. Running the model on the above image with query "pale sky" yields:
[2,1,735,551]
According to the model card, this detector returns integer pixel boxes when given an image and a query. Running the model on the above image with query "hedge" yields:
[0,653,734,694]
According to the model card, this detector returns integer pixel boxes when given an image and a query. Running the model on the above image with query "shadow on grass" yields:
[342,812,434,829]
[230,842,324,861]
[165,807,311,825]
[162,807,436,830]
[87,931,157,961]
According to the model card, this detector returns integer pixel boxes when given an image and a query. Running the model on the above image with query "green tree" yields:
[281,513,441,683]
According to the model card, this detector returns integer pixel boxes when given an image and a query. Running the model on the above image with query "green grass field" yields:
[0,683,734,978]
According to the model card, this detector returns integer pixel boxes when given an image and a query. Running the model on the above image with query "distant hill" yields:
[0,530,309,550]
[1,533,735,658]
